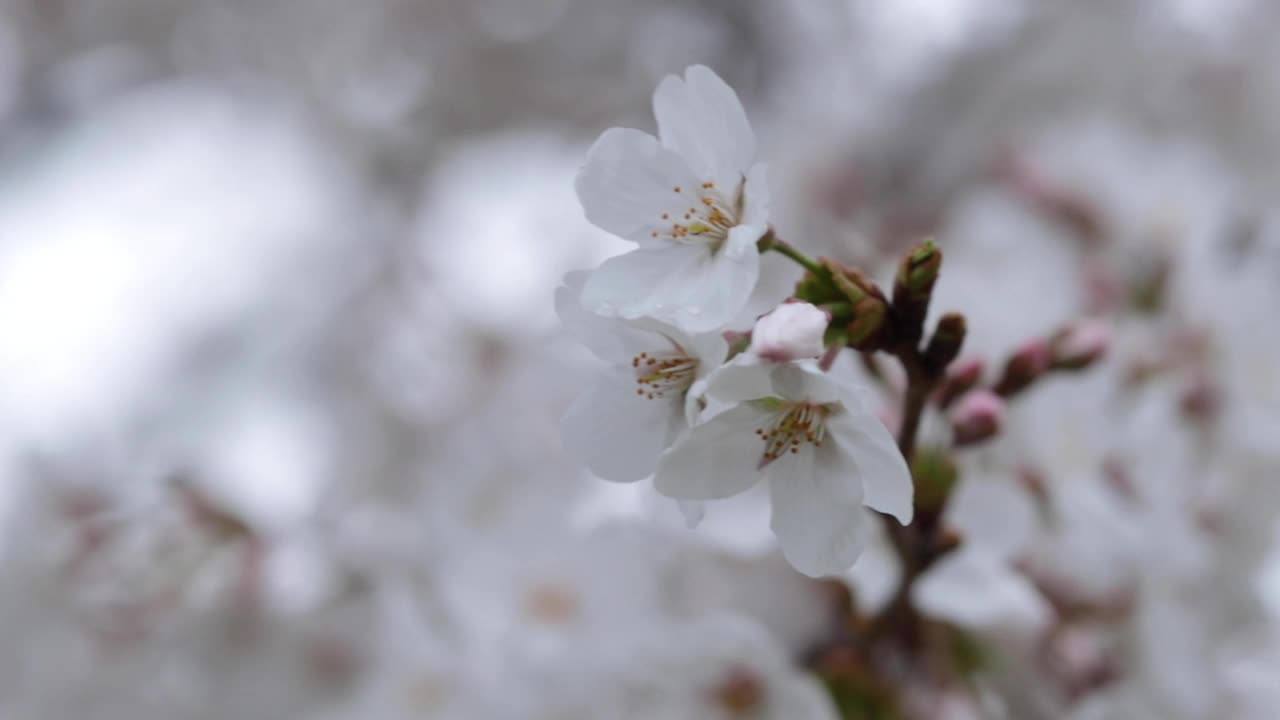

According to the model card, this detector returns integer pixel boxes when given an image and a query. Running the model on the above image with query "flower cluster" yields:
[559,65,912,577]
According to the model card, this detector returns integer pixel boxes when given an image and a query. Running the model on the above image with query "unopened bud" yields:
[845,297,888,350]
[923,313,967,371]
[828,262,880,304]
[1050,318,1111,370]
[994,339,1052,397]
[896,241,942,297]
[794,267,841,305]
[950,390,1005,446]
[1180,373,1220,423]
[911,447,958,514]
[819,258,890,351]
[892,240,942,344]
[998,154,1105,245]
[750,301,829,362]
[935,356,985,409]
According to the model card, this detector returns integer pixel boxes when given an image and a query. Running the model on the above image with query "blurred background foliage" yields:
[3,0,1280,718]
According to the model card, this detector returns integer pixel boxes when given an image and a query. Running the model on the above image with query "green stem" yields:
[819,301,854,318]
[765,237,825,277]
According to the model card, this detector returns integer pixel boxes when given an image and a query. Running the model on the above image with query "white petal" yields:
[766,447,869,577]
[562,372,685,482]
[686,329,729,378]
[769,362,845,403]
[756,363,912,525]
[912,552,1052,633]
[705,357,776,404]
[809,371,913,524]
[652,65,755,191]
[654,404,766,500]
[556,270,668,364]
[580,236,761,333]
[739,162,770,229]
[844,519,903,615]
[945,478,1036,558]
[676,499,706,528]
[766,676,842,720]
[575,127,702,246]
[826,408,914,525]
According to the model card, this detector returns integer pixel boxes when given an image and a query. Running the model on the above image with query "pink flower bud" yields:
[750,301,829,363]
[1046,623,1118,698]
[1180,373,1220,423]
[950,390,1006,446]
[950,357,986,385]
[935,356,985,409]
[1051,318,1111,370]
[994,339,1052,396]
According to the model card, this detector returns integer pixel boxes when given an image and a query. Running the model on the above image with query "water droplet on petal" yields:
[687,306,702,316]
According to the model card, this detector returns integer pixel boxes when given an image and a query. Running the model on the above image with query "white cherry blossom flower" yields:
[912,478,1052,636]
[602,614,839,720]
[653,360,912,577]
[557,271,727,482]
[575,65,769,332]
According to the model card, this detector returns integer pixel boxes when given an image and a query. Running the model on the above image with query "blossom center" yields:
[632,350,699,400]
[710,665,766,717]
[524,581,580,625]
[652,180,743,250]
[754,402,831,468]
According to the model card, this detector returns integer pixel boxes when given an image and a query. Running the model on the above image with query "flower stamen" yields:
[631,350,699,400]
[656,182,741,250]
[755,402,831,468]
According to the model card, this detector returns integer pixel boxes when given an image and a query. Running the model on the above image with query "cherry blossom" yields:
[575,65,769,332]
[557,271,727,482]
[654,360,912,577]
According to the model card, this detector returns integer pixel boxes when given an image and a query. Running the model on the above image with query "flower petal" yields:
[769,362,844,403]
[912,552,1052,633]
[739,162,770,229]
[705,357,776,405]
[826,408,914,525]
[686,331,730,377]
[652,65,756,191]
[556,270,671,364]
[575,127,703,246]
[766,447,869,577]
[654,404,766,500]
[676,499,706,529]
[580,236,760,333]
[562,372,686,482]
[945,478,1036,558]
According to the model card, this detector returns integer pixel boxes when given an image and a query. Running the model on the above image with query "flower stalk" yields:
[759,231,827,277]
